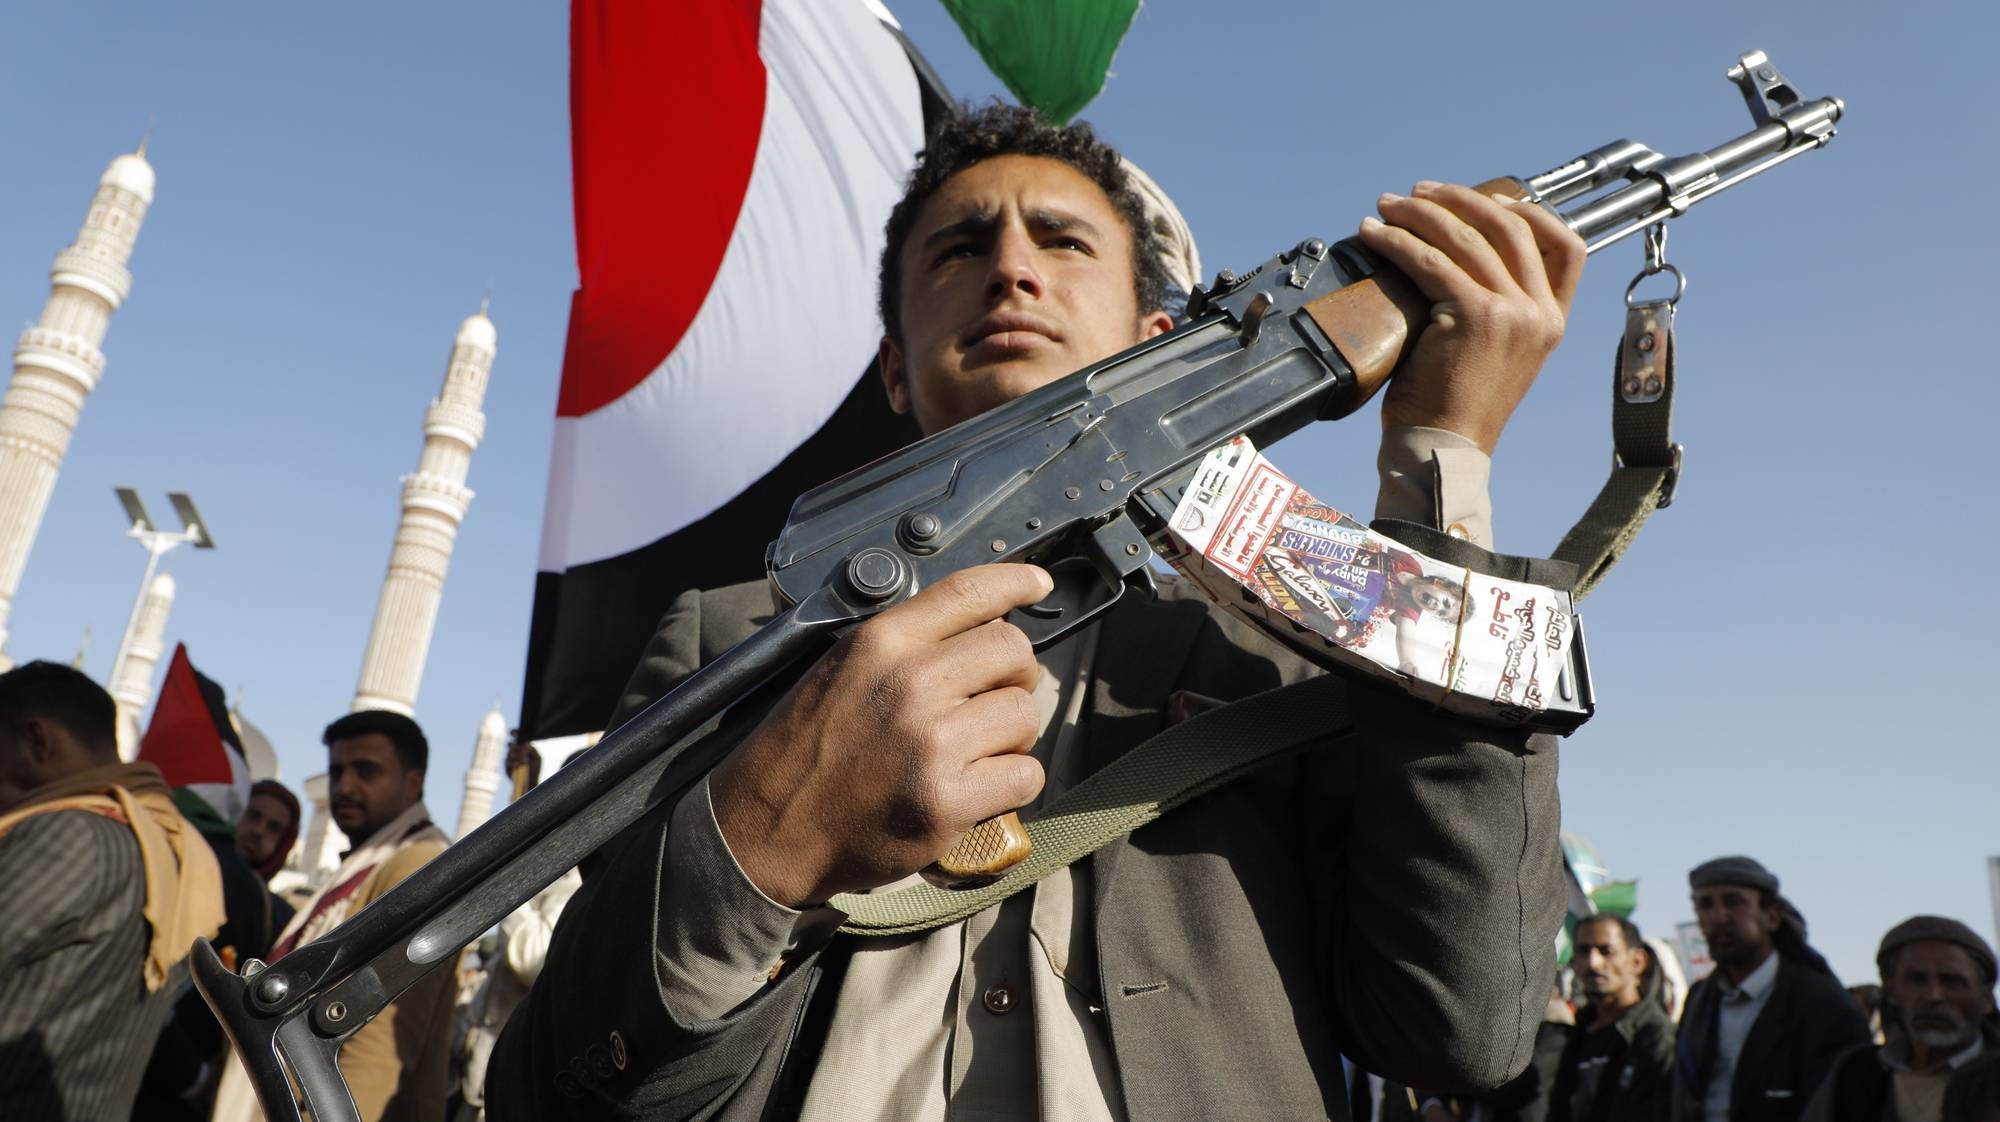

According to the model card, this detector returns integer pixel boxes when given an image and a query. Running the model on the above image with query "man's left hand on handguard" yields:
[1356,180,1587,453]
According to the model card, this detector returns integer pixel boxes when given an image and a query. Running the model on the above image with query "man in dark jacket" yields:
[1802,916,1998,1122]
[1553,914,1675,1122]
[1672,856,1870,1122]
[491,102,1586,1119]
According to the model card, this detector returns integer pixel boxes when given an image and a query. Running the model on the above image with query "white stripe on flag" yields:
[539,0,923,572]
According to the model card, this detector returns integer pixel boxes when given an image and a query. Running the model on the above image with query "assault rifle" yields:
[196,50,1841,1121]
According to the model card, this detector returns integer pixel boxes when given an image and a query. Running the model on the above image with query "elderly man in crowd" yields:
[1672,856,1869,1122]
[1804,917,1999,1122]
[1551,914,1675,1122]
[0,661,222,1120]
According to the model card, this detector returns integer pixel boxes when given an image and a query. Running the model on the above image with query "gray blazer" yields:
[490,520,1570,1121]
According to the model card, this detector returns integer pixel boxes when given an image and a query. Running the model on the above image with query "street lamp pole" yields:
[106,488,214,723]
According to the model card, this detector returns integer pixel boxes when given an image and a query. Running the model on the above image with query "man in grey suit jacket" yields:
[490,102,1588,1120]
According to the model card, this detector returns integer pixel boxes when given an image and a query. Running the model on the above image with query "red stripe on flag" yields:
[138,644,233,787]
[556,0,769,418]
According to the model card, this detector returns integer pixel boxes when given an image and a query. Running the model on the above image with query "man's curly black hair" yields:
[877,102,1173,344]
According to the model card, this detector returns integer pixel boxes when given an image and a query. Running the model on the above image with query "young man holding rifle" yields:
[492,104,1587,1120]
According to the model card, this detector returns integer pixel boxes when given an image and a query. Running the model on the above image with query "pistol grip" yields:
[920,811,1031,889]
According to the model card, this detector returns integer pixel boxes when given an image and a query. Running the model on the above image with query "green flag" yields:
[940,0,1142,123]
[1590,879,1639,919]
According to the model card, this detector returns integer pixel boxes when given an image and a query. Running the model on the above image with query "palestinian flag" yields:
[941,0,1142,123]
[520,0,947,738]
[138,643,252,829]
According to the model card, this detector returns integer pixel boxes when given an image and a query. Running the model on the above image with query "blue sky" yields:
[0,2,1991,985]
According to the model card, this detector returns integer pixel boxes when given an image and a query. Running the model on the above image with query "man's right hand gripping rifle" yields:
[712,561,1056,908]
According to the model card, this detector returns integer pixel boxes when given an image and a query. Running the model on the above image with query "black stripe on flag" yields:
[521,364,920,739]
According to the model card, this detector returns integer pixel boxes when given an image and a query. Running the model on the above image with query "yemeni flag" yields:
[941,0,1142,122]
[521,0,948,738]
[138,643,252,828]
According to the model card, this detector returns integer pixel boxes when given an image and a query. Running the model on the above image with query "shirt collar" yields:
[1582,996,1656,1041]
[1717,949,1780,1002]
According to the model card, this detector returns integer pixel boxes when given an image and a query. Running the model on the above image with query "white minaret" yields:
[455,705,508,840]
[109,571,174,757]
[350,304,495,715]
[0,145,154,667]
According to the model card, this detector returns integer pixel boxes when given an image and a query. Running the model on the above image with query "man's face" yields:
[235,791,295,865]
[882,154,1174,436]
[1692,884,1780,968]
[1887,940,1993,1053]
[1574,919,1646,1006]
[328,734,422,842]
[1412,578,1461,621]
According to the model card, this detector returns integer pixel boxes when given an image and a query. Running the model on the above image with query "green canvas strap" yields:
[1552,287,1683,601]
[831,674,1350,936]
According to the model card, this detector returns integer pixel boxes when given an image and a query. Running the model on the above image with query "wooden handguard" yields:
[920,810,1032,889]
[1303,176,1532,406]
[1302,270,1428,405]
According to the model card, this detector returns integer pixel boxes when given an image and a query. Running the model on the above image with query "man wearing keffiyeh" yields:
[212,709,457,1122]
[235,778,301,884]
[0,661,223,1120]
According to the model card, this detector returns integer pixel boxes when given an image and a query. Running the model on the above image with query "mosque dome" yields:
[101,152,156,203]
[230,706,281,781]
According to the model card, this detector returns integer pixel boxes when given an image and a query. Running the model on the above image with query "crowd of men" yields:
[1390,864,2000,1122]
[0,103,1993,1122]
[0,654,1991,1121]
[0,661,561,1121]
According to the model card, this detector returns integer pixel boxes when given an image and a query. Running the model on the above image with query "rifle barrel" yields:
[1547,94,1842,253]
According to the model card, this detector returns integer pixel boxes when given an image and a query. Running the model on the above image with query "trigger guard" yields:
[1008,555,1128,650]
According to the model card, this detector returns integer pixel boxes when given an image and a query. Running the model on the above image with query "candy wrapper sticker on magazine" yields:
[1155,436,1586,728]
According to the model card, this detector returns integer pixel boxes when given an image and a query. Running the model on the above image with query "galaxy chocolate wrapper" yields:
[1155,436,1576,725]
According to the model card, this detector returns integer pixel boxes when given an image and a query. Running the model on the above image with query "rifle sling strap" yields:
[1552,298,1680,600]
[833,315,1676,935]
